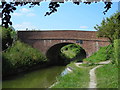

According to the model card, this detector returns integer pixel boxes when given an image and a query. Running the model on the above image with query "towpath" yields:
[75,60,111,88]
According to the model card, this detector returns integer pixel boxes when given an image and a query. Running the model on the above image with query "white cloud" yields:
[20,8,31,13]
[12,12,22,16]
[80,26,88,29]
[12,8,36,17]
[27,13,36,16]
[14,22,37,30]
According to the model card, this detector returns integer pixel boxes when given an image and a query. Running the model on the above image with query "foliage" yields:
[60,44,86,62]
[2,1,113,28]
[61,44,81,59]
[2,40,47,76]
[83,45,113,63]
[113,39,120,66]
[9,26,17,40]
[52,62,90,88]
[96,64,118,88]
[1,26,16,51]
[94,12,120,43]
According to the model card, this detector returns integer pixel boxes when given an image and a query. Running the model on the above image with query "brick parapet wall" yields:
[18,30,109,41]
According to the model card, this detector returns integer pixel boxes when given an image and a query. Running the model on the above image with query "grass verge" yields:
[96,63,118,88]
[52,62,91,88]
[83,45,112,63]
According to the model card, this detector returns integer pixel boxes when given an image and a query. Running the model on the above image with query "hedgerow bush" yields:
[2,40,47,76]
[113,39,120,66]
[83,45,113,63]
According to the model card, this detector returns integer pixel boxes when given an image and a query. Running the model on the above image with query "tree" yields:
[2,0,113,28]
[0,26,16,50]
[94,12,120,43]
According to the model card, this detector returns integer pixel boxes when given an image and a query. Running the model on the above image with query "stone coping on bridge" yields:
[18,30,109,42]
[18,30,94,32]
[26,38,108,42]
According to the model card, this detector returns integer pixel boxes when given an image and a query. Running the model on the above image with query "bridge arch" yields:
[46,42,86,65]
[18,30,110,58]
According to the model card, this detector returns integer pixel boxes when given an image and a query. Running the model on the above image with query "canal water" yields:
[2,66,65,88]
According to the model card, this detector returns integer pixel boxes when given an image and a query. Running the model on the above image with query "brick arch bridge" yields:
[18,30,110,57]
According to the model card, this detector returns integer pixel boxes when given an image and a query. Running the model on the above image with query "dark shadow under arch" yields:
[46,43,86,65]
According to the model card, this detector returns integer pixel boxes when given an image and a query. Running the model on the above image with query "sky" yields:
[9,1,119,31]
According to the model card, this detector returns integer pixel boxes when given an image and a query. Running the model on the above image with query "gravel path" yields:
[89,65,103,88]
[88,60,111,88]
[74,62,83,67]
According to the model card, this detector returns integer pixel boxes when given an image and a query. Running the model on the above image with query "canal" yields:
[2,66,65,88]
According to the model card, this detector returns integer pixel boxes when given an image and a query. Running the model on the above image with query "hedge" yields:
[114,39,120,66]
[2,41,47,76]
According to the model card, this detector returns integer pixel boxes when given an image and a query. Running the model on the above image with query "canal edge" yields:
[49,66,73,88]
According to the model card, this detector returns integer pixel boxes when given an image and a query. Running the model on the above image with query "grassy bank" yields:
[52,62,91,88]
[83,45,112,63]
[96,63,118,88]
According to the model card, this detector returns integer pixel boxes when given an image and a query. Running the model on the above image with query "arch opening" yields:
[46,43,86,65]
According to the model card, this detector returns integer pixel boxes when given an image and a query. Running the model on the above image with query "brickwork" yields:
[18,30,110,57]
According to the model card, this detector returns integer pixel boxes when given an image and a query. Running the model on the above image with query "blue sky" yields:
[11,1,118,31]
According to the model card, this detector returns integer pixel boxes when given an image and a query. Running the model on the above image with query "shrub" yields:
[2,41,47,76]
[113,39,120,66]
